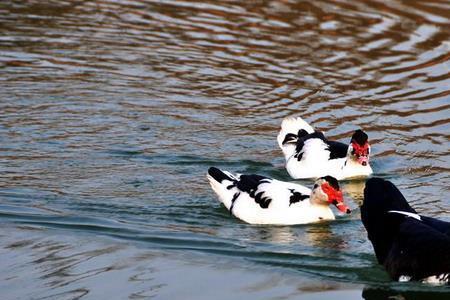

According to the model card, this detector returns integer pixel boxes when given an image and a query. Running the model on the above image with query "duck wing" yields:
[294,131,348,161]
[326,140,348,159]
[207,167,310,213]
[420,216,450,237]
[385,216,450,282]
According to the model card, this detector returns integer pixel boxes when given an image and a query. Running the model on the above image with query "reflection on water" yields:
[0,226,165,299]
[0,226,364,300]
[362,286,450,300]
[343,180,367,206]
[250,223,346,250]
[305,223,347,250]
[1,0,449,298]
[255,226,298,244]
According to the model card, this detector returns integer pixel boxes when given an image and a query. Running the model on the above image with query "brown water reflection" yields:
[0,0,449,298]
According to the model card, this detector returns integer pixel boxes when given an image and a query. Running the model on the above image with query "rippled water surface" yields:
[1,0,449,299]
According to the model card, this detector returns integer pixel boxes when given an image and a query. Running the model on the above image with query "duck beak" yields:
[334,201,351,214]
[357,155,369,166]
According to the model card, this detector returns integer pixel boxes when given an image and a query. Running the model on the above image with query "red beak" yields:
[334,201,351,214]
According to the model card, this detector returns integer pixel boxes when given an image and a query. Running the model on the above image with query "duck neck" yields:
[343,157,358,168]
[309,194,334,218]
[342,156,370,172]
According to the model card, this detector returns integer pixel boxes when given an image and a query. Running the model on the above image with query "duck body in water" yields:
[207,167,351,225]
[277,117,373,180]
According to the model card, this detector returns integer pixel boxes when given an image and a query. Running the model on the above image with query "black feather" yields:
[229,192,240,215]
[253,191,272,209]
[361,177,450,282]
[351,129,368,146]
[208,167,233,183]
[289,189,309,206]
[384,218,450,281]
[297,129,309,138]
[361,178,417,264]
[293,131,348,161]
[235,175,273,209]
[326,141,348,159]
[282,133,298,145]
[321,176,340,190]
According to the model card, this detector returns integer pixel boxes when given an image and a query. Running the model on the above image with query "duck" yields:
[277,116,373,180]
[207,167,351,225]
[361,177,450,284]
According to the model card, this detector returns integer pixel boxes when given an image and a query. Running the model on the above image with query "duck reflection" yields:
[305,222,348,250]
[254,225,298,244]
[343,179,366,206]
[362,286,450,300]
[254,222,347,249]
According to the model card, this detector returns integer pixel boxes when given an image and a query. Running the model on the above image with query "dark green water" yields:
[0,0,449,299]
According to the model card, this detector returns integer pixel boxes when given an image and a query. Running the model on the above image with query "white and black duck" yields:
[361,177,450,284]
[277,116,373,180]
[207,167,351,225]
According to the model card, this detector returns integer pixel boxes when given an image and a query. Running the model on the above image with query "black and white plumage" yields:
[277,117,372,180]
[361,177,450,284]
[207,167,351,225]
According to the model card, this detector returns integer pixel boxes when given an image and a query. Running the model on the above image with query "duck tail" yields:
[277,116,314,159]
[207,167,238,210]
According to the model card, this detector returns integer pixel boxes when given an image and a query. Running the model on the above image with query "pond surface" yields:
[0,0,449,299]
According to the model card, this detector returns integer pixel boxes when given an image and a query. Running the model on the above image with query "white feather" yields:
[401,273,450,284]
[398,275,412,282]
[388,211,422,221]
[421,273,449,285]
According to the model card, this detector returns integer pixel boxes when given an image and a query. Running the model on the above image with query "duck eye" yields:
[313,184,318,189]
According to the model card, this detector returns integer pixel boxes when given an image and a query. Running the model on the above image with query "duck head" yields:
[311,176,351,214]
[348,129,370,166]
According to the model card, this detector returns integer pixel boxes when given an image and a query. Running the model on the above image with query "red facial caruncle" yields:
[352,142,370,166]
[321,182,351,214]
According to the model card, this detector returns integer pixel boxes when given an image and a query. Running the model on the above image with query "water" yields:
[0,0,449,299]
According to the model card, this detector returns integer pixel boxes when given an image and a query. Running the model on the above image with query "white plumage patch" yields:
[399,273,449,285]
[398,275,411,282]
[388,210,422,221]
[286,138,333,179]
[421,273,449,285]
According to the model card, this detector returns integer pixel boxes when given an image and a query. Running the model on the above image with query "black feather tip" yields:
[208,167,232,183]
